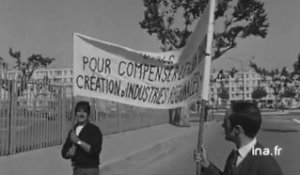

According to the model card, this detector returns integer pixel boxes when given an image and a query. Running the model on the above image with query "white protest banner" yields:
[73,3,212,109]
[177,2,213,101]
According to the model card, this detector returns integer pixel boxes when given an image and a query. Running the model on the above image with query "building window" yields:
[55,71,62,76]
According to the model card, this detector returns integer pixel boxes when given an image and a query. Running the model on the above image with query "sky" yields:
[0,0,299,72]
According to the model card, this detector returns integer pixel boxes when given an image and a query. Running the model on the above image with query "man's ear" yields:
[235,125,243,134]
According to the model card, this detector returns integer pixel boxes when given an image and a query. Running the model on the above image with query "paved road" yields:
[101,113,300,175]
[101,123,199,175]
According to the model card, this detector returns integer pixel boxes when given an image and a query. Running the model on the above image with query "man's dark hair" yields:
[75,101,91,115]
[229,101,261,138]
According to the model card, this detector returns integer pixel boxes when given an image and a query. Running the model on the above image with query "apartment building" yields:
[1,67,299,109]
[0,67,74,109]
[2,67,73,85]
[208,70,300,108]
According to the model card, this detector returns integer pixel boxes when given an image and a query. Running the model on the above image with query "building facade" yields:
[209,70,300,109]
[1,67,300,109]
[0,67,73,109]
[2,67,73,85]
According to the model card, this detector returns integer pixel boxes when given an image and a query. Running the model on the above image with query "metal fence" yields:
[0,78,72,155]
[0,77,168,156]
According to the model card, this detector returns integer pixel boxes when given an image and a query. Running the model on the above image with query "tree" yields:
[140,0,269,122]
[211,69,233,109]
[1,48,55,96]
[218,85,229,100]
[9,48,55,81]
[217,70,230,102]
[281,87,296,109]
[249,61,293,110]
[293,53,300,75]
[281,87,296,98]
[251,86,267,100]
[139,0,269,59]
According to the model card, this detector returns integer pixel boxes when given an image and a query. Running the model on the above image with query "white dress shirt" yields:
[75,125,84,136]
[236,138,257,166]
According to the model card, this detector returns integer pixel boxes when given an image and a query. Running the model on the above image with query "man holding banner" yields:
[195,101,283,175]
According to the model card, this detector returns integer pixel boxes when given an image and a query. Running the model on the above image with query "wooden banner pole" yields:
[196,99,207,175]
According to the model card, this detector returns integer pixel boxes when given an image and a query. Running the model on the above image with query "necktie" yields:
[224,149,239,175]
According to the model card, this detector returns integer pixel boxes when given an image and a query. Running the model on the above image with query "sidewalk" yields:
[0,123,198,175]
[211,110,290,116]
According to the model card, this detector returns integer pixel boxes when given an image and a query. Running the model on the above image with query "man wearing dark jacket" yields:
[62,101,103,175]
[195,101,284,175]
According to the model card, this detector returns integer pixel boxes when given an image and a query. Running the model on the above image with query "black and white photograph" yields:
[0,0,299,175]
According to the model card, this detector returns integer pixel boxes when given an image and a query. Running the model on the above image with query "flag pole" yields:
[196,99,207,175]
[195,0,215,174]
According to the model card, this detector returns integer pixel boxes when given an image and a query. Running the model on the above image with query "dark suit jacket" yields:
[61,122,103,168]
[202,142,284,175]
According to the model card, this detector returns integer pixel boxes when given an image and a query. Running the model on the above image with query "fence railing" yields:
[0,79,73,156]
[0,77,168,156]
